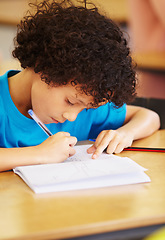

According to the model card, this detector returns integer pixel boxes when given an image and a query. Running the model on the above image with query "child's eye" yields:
[66,98,74,106]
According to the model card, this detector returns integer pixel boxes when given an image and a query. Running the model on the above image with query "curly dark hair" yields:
[12,0,136,107]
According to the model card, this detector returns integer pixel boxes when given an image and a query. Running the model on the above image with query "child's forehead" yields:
[67,83,108,108]
[55,82,93,106]
[68,83,94,104]
[50,81,107,108]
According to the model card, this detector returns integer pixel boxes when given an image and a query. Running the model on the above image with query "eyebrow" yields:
[78,98,88,106]
[74,93,96,109]
[74,94,88,107]
[78,99,96,109]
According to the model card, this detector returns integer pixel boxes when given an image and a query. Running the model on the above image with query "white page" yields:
[13,144,150,193]
[33,172,150,194]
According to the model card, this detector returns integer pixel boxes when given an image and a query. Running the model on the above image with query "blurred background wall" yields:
[0,0,129,61]
[0,0,164,127]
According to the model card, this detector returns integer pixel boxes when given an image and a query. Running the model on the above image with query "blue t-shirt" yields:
[0,70,126,148]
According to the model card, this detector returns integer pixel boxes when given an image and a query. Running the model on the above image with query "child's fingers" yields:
[106,134,122,154]
[56,131,70,136]
[114,143,125,153]
[63,132,70,136]
[68,146,76,157]
[92,130,119,158]
[114,140,132,153]
[92,137,112,159]
[87,145,96,153]
[87,131,105,154]
[89,130,134,158]
[68,136,77,147]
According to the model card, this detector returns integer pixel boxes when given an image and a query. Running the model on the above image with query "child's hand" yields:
[87,130,134,159]
[35,132,77,164]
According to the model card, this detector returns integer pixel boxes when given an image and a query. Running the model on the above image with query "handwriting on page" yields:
[67,145,93,162]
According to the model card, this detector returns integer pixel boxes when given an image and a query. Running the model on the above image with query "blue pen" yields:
[28,109,53,136]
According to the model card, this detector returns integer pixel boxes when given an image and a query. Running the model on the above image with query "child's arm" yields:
[0,132,77,172]
[87,105,160,158]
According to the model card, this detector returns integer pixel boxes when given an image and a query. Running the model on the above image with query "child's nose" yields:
[63,111,78,122]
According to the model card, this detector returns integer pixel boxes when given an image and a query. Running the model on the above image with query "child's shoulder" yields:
[0,70,20,78]
[0,70,19,114]
[78,102,126,124]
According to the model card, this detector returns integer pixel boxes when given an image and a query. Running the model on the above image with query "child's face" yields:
[31,76,95,124]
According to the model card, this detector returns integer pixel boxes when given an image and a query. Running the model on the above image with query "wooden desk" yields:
[0,130,165,240]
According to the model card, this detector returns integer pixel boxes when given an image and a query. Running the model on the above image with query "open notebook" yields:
[13,144,151,193]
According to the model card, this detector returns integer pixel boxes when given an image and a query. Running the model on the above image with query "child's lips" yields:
[51,117,59,124]
[51,117,66,124]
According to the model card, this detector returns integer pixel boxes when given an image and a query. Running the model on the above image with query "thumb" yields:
[62,132,70,136]
[69,136,77,147]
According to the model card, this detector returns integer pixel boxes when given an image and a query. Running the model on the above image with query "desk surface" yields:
[0,130,165,240]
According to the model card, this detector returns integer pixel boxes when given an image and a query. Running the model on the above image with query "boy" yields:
[0,0,160,172]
